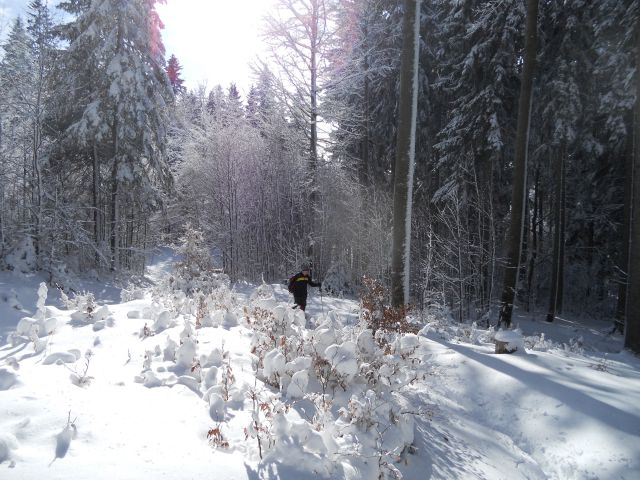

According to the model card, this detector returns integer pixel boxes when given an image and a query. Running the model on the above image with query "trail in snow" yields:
[0,257,638,479]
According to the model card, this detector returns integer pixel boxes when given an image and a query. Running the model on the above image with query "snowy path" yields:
[1,271,639,479]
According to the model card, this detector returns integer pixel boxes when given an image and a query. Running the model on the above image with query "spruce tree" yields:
[56,0,174,271]
[166,54,185,94]
[498,0,540,328]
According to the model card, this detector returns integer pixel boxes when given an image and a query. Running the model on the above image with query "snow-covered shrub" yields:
[153,310,174,332]
[15,284,57,340]
[324,341,358,384]
[172,226,230,296]
[175,338,197,371]
[245,387,289,460]
[360,277,419,337]
[120,284,146,302]
[248,306,304,373]
[322,261,354,296]
[68,350,94,387]
[337,389,415,478]
[525,332,555,351]
[263,348,286,387]
[63,291,98,324]
[286,370,309,399]
[240,289,425,476]
[3,236,37,272]
[207,424,230,449]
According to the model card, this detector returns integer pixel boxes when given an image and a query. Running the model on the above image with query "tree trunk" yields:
[110,13,123,272]
[497,0,539,328]
[390,0,421,307]
[93,144,101,268]
[557,155,566,313]
[546,149,565,322]
[625,19,640,353]
[310,0,318,175]
[616,136,633,328]
[526,165,540,312]
[110,155,119,272]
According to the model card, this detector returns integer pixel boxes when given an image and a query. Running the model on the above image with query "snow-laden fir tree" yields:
[166,54,185,95]
[55,0,174,271]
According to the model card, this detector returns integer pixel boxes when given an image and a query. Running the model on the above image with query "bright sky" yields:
[0,0,274,97]
[157,0,275,96]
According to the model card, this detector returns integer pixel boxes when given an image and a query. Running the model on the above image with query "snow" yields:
[0,259,639,479]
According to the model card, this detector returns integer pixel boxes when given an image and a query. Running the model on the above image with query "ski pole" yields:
[320,286,325,316]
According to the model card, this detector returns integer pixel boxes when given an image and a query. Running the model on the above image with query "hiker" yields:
[288,263,322,311]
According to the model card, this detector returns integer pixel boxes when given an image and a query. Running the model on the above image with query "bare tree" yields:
[262,0,337,260]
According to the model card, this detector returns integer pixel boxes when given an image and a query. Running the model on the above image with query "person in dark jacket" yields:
[288,264,321,311]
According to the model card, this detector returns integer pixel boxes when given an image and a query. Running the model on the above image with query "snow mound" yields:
[0,369,19,390]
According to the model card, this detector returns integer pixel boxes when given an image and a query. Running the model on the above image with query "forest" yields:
[0,0,638,351]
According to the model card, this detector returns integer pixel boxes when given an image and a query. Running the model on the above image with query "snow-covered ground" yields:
[1,261,639,479]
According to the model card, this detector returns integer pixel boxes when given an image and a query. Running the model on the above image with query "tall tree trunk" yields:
[310,1,318,175]
[390,0,421,307]
[0,122,3,257]
[110,13,123,272]
[557,156,566,313]
[616,136,633,328]
[526,165,540,312]
[497,0,539,328]
[546,149,565,322]
[93,144,101,268]
[625,19,640,353]
[307,0,319,265]
[110,154,119,272]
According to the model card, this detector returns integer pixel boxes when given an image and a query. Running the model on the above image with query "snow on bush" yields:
[263,348,286,387]
[235,287,428,477]
[322,261,354,296]
[153,310,174,332]
[175,337,197,371]
[324,341,358,383]
[15,283,57,339]
[286,369,308,399]
[171,226,230,296]
[3,236,37,272]
[209,393,226,422]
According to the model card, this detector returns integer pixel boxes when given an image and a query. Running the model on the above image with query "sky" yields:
[157,0,276,95]
[0,0,275,97]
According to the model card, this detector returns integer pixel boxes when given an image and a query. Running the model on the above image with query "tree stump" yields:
[495,340,517,354]
[494,330,522,354]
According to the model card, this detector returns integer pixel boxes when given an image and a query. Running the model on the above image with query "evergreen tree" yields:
[0,18,33,255]
[55,0,174,271]
[498,0,540,328]
[166,54,185,94]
